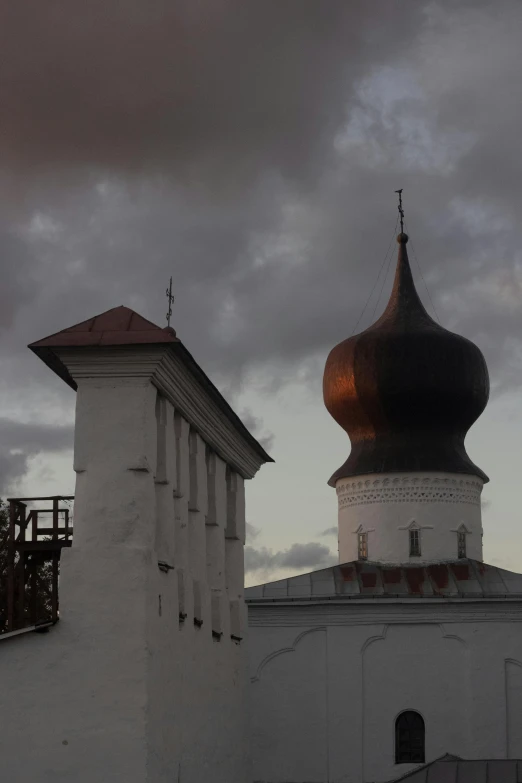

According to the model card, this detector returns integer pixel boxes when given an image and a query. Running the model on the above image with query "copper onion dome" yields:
[323,233,489,487]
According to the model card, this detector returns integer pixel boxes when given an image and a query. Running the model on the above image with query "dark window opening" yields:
[358,532,368,561]
[409,529,421,557]
[457,531,467,559]
[395,711,425,764]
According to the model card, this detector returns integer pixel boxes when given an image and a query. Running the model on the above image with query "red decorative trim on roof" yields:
[339,565,354,582]
[451,563,470,581]
[382,568,402,584]
[428,564,449,590]
[360,572,377,588]
[404,568,425,594]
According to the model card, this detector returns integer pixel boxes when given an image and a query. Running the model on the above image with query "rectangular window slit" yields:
[457,531,467,559]
[358,532,368,561]
[193,579,203,628]
[178,569,187,624]
[409,529,421,557]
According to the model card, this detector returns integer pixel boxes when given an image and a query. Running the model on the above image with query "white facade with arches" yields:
[246,561,522,783]
[336,471,484,565]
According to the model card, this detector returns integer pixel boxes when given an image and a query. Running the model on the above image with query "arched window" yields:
[395,711,425,764]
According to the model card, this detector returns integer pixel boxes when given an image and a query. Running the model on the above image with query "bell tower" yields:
[0,305,272,783]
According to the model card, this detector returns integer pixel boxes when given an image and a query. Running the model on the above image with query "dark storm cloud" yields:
[0,1,423,180]
[1,0,522,487]
[245,542,336,575]
[0,419,73,494]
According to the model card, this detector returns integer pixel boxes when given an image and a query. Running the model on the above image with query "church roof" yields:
[29,306,178,389]
[384,754,522,782]
[245,559,522,602]
[29,305,178,352]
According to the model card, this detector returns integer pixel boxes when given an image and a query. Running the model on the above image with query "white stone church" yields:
[1,231,521,783]
[246,233,522,783]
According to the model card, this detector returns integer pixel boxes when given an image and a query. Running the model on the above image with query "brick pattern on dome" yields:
[336,475,483,509]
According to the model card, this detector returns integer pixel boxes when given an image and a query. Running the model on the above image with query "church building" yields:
[246,231,522,783]
[0,221,521,783]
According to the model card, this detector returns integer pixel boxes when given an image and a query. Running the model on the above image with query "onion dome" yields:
[323,233,489,487]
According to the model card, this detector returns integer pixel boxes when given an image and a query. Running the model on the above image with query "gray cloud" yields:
[245,523,261,543]
[319,527,338,538]
[245,542,336,575]
[239,410,274,454]
[1,1,521,491]
[0,419,74,495]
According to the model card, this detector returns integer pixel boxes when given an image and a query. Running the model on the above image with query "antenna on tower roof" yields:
[395,188,404,234]
[166,276,174,327]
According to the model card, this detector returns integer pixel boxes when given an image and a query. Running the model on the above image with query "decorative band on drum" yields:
[336,475,482,508]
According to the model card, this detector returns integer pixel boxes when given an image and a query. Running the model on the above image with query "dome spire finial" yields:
[395,188,405,234]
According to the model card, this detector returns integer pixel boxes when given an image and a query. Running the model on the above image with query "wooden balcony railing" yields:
[1,496,74,635]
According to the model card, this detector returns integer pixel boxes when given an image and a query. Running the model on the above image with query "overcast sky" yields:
[2,1,522,584]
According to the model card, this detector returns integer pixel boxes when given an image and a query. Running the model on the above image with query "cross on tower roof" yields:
[166,276,174,327]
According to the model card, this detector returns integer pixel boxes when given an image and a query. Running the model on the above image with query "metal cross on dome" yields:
[395,188,405,233]
[166,276,174,327]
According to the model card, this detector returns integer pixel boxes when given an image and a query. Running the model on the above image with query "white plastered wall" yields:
[168,401,249,783]
[0,345,253,783]
[248,604,522,783]
[0,377,161,782]
[337,472,483,564]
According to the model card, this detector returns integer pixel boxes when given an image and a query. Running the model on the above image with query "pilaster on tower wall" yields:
[173,410,190,616]
[154,395,176,565]
[150,384,253,783]
[188,428,208,617]
[226,469,247,639]
[206,451,227,632]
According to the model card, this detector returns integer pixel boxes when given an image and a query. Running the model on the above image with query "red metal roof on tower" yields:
[28,305,273,465]
[29,305,179,349]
